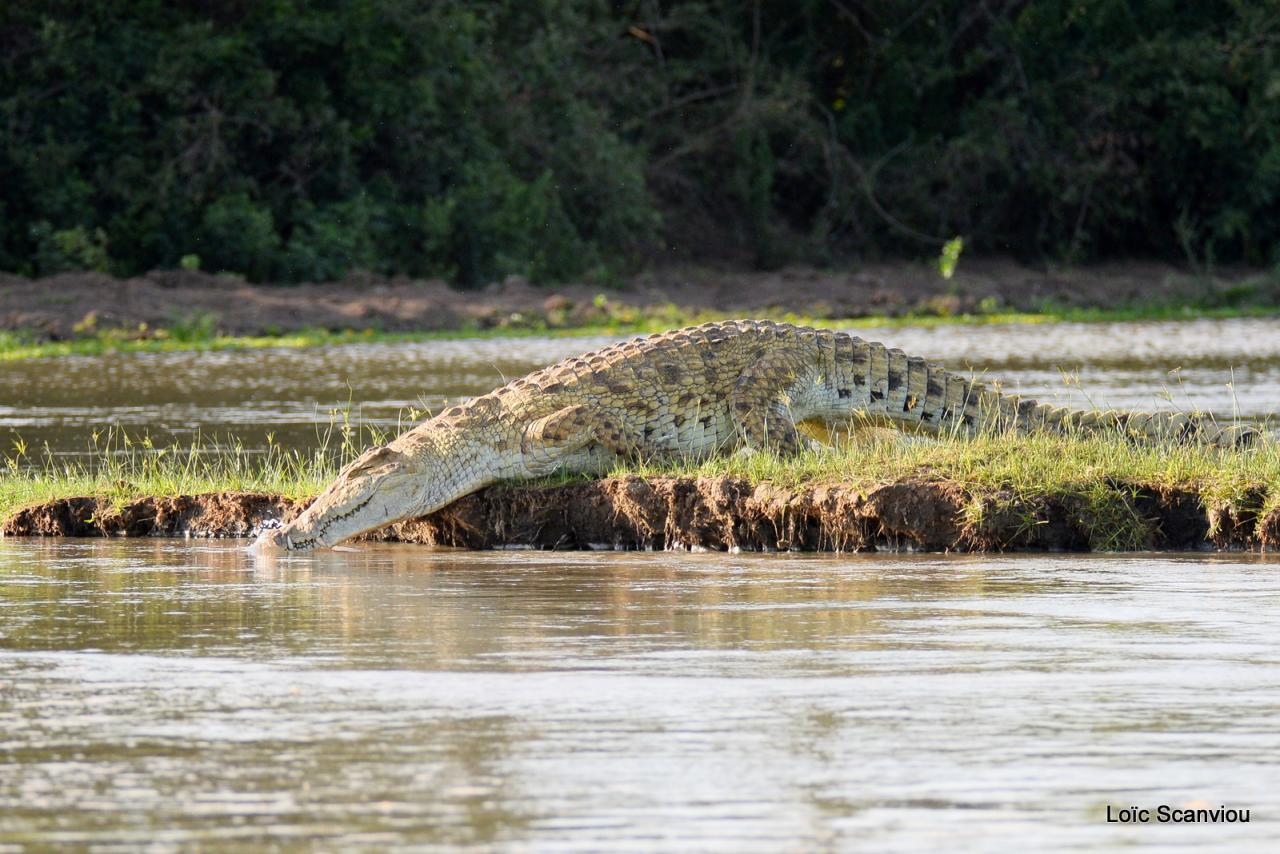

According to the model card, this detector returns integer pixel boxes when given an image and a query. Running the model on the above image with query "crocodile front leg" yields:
[520,404,636,476]
[729,350,812,456]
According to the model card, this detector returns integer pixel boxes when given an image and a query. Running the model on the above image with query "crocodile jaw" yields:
[254,445,430,552]
[255,492,393,551]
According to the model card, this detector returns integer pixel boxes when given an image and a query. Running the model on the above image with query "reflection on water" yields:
[3,317,1278,459]
[2,540,1278,849]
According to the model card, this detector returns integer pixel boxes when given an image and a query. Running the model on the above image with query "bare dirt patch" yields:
[4,477,1271,552]
[3,492,300,539]
[3,259,1274,340]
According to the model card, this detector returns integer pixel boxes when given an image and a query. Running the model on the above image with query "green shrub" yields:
[29,224,111,275]
[3,1,1280,282]
[196,193,279,280]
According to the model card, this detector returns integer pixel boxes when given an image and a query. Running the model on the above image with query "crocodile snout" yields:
[253,526,295,551]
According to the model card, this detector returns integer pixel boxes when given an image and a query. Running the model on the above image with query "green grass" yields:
[3,298,1278,361]
[3,422,1276,549]
[0,429,346,521]
[617,427,1269,499]
[628,428,1277,508]
[0,327,457,361]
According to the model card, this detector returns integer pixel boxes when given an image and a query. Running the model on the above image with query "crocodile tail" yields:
[1047,408,1260,448]
[900,363,1257,449]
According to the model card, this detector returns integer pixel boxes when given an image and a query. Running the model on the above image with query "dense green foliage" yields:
[4,1,1280,283]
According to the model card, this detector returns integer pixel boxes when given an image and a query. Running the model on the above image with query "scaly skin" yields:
[255,319,1258,550]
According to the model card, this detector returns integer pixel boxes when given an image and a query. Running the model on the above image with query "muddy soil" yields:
[3,259,1274,340]
[4,477,1274,552]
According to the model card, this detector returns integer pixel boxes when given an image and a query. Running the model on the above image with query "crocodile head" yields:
[255,443,429,551]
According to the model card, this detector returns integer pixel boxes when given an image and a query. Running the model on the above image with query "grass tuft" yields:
[0,422,370,520]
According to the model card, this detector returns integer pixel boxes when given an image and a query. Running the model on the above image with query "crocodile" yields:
[254,319,1257,551]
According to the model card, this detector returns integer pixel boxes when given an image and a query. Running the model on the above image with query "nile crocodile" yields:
[255,319,1256,551]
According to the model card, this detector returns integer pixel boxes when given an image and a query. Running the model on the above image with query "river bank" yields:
[4,433,1275,552]
[3,474,1274,552]
[5,259,1279,360]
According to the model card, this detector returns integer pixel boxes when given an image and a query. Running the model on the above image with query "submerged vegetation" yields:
[3,422,1277,551]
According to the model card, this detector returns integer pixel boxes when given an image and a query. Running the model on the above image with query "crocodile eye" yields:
[343,446,405,477]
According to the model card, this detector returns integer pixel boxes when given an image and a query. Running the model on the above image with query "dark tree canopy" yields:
[3,1,1279,284]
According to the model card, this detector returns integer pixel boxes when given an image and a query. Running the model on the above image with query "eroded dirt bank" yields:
[4,477,1275,552]
[5,259,1276,340]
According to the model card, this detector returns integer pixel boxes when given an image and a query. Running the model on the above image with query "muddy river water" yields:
[3,544,1280,849]
[3,318,1280,848]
